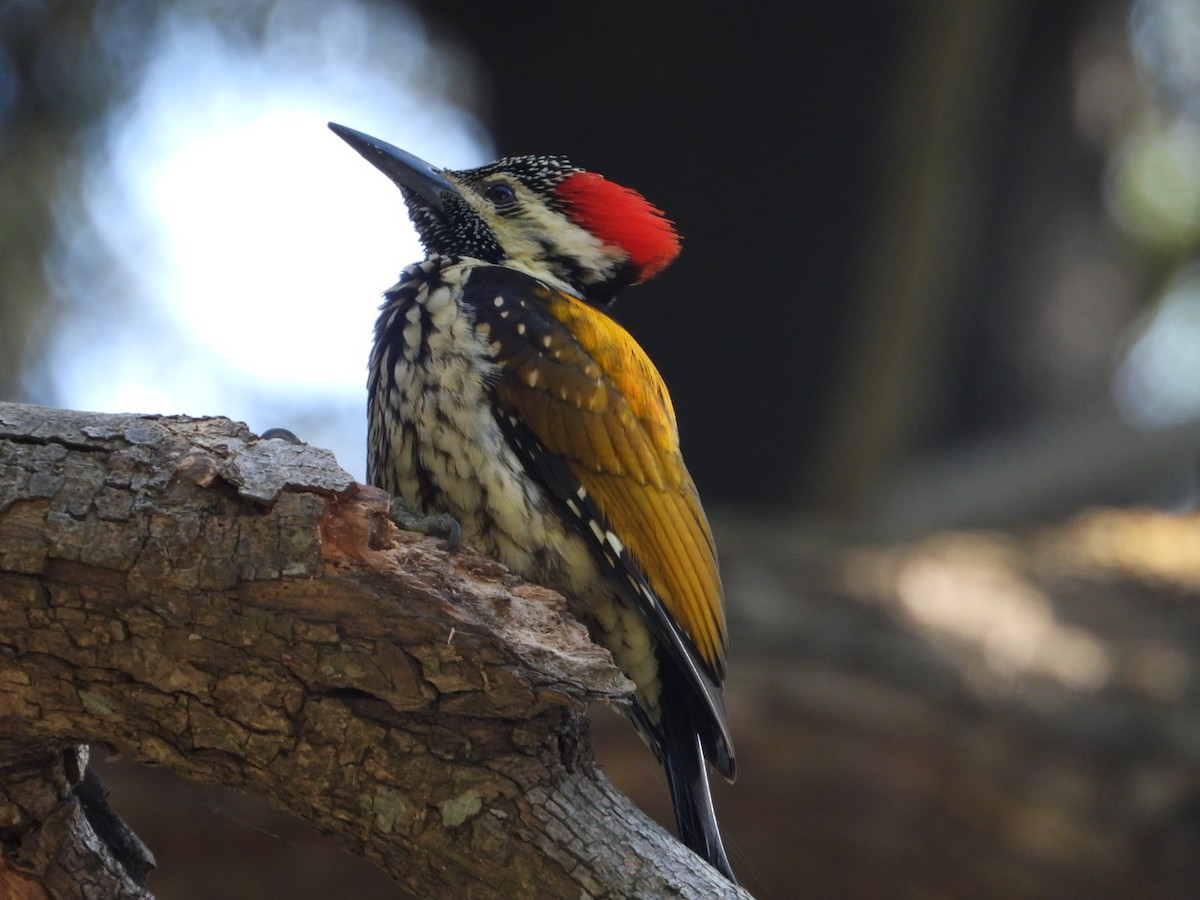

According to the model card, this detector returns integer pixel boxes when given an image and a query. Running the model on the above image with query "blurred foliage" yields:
[1114,0,1200,256]
[0,0,110,400]
[0,0,486,479]
[1106,0,1200,444]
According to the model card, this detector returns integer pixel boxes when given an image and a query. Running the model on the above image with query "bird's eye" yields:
[484,182,516,205]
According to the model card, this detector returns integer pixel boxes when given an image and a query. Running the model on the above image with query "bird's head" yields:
[330,123,680,305]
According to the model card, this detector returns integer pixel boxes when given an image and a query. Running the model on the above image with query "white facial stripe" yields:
[451,176,625,294]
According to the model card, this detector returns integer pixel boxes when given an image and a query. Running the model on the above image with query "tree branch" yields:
[0,401,747,899]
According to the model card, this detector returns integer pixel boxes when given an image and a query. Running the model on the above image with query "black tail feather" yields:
[661,704,736,883]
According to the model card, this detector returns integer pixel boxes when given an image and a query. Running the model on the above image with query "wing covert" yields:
[463,264,727,681]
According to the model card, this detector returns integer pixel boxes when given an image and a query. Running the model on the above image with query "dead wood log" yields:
[0,400,747,899]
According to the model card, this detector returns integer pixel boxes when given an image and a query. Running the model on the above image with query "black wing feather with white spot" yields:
[463,264,733,776]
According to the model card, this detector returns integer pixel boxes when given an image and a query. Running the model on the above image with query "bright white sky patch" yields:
[47,1,491,480]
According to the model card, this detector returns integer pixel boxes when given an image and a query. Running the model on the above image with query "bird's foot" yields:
[261,427,302,444]
[388,496,461,550]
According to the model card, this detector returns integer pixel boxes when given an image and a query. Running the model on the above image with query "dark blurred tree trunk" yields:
[413,0,1138,526]
[810,0,1025,513]
[414,0,904,510]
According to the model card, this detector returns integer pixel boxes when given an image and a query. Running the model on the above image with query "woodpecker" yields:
[330,123,735,881]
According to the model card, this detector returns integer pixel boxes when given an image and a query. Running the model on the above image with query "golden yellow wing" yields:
[464,264,727,681]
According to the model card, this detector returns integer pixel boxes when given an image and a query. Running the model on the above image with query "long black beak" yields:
[328,123,458,212]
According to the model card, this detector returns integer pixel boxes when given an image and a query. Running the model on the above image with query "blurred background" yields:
[4,0,1200,897]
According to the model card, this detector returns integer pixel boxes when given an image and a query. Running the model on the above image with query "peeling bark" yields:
[0,401,747,899]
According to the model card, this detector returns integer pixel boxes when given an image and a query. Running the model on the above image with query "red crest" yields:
[556,172,681,281]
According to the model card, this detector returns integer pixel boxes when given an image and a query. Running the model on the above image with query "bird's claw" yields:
[387,496,461,550]
[261,427,302,444]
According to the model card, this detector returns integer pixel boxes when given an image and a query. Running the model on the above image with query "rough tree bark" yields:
[0,400,748,899]
[7,398,1200,900]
